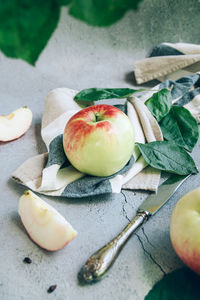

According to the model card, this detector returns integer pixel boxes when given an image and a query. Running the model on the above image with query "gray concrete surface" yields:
[0,1,200,299]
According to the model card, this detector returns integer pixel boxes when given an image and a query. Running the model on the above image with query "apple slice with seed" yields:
[18,190,77,251]
[0,107,32,142]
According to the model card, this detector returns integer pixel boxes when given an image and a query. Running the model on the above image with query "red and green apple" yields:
[170,187,200,275]
[63,104,135,177]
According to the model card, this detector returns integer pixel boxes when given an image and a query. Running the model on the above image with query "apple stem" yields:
[94,112,101,122]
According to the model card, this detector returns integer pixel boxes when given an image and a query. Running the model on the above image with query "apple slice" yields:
[18,190,77,251]
[0,107,32,142]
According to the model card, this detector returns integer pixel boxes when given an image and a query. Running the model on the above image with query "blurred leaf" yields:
[0,0,60,65]
[145,268,200,300]
[0,0,143,64]
[69,0,143,26]
[58,0,72,5]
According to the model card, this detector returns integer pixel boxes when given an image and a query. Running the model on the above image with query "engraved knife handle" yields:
[78,210,150,283]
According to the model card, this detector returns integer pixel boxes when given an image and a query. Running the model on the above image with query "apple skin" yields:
[63,104,135,177]
[18,190,77,251]
[170,187,200,275]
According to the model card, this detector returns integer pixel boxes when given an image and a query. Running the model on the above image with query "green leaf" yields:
[145,268,200,300]
[160,106,199,152]
[0,0,145,63]
[58,0,72,5]
[145,89,172,122]
[69,0,143,26]
[137,141,198,175]
[0,0,60,65]
[74,88,144,101]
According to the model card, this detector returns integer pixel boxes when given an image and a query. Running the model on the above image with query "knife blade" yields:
[78,174,190,284]
[138,174,190,215]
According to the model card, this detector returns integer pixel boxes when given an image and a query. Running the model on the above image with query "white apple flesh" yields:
[170,187,200,275]
[18,190,77,251]
[63,104,135,177]
[0,107,32,142]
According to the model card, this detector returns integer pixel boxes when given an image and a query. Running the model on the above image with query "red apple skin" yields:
[170,187,200,275]
[63,104,135,177]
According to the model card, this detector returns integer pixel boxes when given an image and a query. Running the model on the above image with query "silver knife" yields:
[78,174,190,284]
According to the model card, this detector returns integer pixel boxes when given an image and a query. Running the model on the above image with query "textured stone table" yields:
[0,1,200,299]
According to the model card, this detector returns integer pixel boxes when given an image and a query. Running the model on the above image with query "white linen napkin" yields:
[12,74,200,198]
[12,88,162,197]
[134,43,200,84]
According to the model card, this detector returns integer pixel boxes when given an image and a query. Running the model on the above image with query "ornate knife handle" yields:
[78,210,150,283]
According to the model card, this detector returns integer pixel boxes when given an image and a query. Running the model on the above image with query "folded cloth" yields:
[134,43,200,84]
[12,74,200,198]
[12,89,162,197]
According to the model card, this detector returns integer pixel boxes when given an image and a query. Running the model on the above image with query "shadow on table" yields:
[34,121,47,154]
[124,71,159,88]
[43,192,115,207]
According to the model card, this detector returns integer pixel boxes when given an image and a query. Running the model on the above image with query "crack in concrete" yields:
[141,227,155,248]
[121,191,131,222]
[122,189,135,210]
[121,190,128,204]
[135,233,166,275]
[121,191,166,275]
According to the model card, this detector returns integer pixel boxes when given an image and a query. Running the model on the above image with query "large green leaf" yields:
[145,268,200,300]
[0,0,60,65]
[0,0,143,64]
[58,0,72,4]
[69,0,143,26]
[74,88,144,101]
[137,141,198,175]
[160,106,199,152]
[145,89,172,122]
